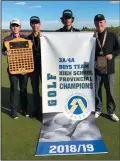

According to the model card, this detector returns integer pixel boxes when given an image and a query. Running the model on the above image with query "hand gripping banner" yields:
[36,32,108,156]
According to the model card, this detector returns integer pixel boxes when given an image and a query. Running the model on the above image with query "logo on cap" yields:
[64,11,72,15]
[97,14,101,17]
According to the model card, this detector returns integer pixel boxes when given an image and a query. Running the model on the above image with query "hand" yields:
[5,50,10,56]
[38,31,43,37]
[95,61,99,69]
[21,72,26,75]
[105,54,113,60]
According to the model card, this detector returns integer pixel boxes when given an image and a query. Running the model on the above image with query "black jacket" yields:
[95,30,120,75]
[27,33,41,72]
[56,26,80,32]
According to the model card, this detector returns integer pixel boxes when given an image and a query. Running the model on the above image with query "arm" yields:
[111,33,120,58]
[105,33,120,60]
[2,39,10,56]
[2,40,7,56]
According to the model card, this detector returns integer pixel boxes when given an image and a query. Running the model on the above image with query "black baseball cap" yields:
[94,14,105,22]
[60,9,74,19]
[30,16,40,23]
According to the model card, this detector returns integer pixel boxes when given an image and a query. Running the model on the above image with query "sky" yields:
[2,1,120,30]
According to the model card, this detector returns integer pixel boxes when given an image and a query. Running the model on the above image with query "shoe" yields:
[109,114,119,122]
[29,111,37,119]
[95,111,101,118]
[11,112,18,119]
[21,110,29,117]
[13,115,18,119]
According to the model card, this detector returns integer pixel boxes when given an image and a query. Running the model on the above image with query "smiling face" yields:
[94,20,106,33]
[10,24,21,34]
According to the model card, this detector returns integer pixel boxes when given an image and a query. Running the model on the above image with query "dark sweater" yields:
[27,33,41,72]
[95,30,120,75]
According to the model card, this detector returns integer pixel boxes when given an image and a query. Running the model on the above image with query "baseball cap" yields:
[10,19,21,26]
[94,14,105,22]
[60,9,74,19]
[30,16,40,23]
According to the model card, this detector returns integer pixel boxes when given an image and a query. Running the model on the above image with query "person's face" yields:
[63,17,73,26]
[10,24,21,34]
[94,20,106,32]
[31,21,40,32]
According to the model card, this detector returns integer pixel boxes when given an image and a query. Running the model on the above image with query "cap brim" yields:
[94,18,105,21]
[11,23,20,26]
[30,20,40,23]
[60,16,74,19]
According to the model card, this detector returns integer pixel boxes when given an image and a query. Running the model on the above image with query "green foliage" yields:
[2,26,120,40]
[106,26,120,39]
[81,26,120,39]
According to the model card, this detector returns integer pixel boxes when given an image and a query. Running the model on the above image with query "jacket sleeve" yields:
[111,33,120,58]
[2,38,7,55]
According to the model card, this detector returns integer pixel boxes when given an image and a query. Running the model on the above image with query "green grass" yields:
[1,56,120,160]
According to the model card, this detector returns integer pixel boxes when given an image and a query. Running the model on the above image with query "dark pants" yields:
[95,73,116,114]
[29,70,42,116]
[8,73,28,113]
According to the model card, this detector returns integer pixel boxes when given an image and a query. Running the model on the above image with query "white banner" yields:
[36,33,107,156]
[41,32,95,120]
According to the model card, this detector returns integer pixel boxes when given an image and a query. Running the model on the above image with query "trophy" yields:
[5,38,34,74]
[96,51,107,74]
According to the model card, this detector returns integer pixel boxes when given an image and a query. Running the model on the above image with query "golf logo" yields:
[65,94,91,120]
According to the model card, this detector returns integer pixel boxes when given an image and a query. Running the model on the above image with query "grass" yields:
[1,56,120,160]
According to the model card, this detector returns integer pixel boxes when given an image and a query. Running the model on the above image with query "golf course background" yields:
[1,30,120,160]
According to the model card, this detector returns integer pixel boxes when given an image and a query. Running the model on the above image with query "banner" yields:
[36,33,108,156]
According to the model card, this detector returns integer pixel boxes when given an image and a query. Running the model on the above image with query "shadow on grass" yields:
[89,112,114,122]
[1,86,34,117]
[101,113,115,122]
